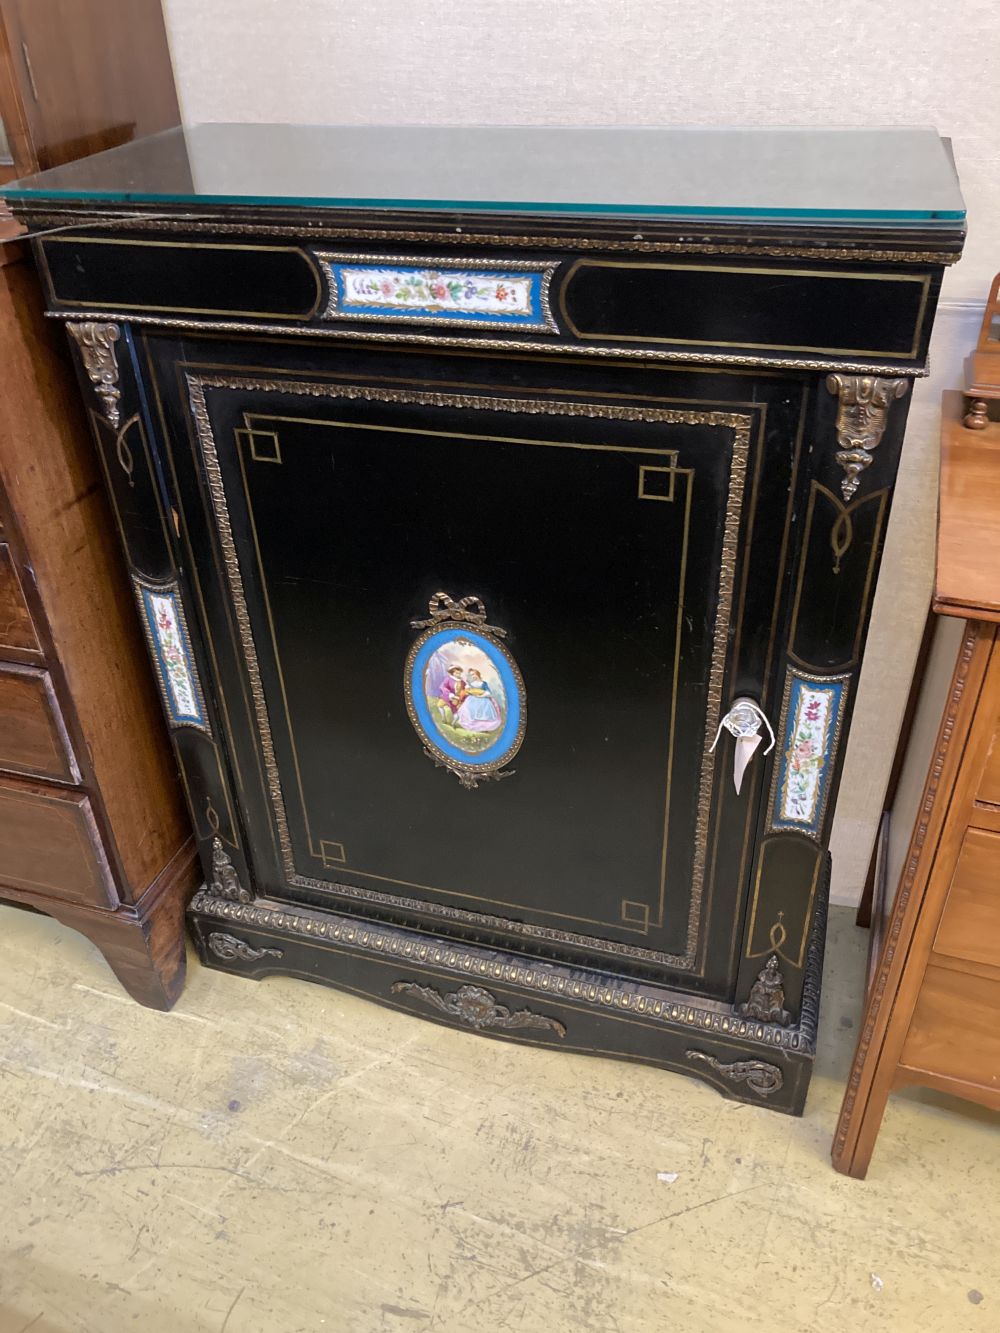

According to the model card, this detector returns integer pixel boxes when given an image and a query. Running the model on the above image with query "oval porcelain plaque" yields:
[405,623,525,786]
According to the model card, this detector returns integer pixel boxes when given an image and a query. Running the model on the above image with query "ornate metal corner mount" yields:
[409,590,508,638]
[421,748,515,790]
[67,321,122,428]
[685,1050,784,1098]
[738,954,791,1026]
[391,980,567,1037]
[207,931,282,963]
[826,374,908,501]
[208,837,254,903]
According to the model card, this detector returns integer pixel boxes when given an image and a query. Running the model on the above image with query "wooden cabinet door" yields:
[145,337,806,997]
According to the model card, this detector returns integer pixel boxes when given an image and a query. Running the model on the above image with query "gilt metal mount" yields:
[67,321,122,428]
[207,932,282,963]
[686,1050,784,1097]
[826,374,908,500]
[391,981,566,1037]
[209,837,254,903]
[738,954,792,1026]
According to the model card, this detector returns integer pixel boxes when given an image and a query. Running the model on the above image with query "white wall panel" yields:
[160,0,1000,903]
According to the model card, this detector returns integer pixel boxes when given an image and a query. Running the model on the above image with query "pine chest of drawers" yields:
[4,125,965,1111]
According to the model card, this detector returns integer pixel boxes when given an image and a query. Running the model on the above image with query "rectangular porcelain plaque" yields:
[134,577,210,733]
[316,252,557,331]
[768,670,849,838]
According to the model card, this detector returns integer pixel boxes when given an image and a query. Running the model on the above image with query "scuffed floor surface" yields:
[0,906,997,1333]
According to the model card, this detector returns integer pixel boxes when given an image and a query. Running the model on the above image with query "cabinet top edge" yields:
[1,123,967,241]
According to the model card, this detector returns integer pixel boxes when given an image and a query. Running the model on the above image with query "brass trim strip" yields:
[143,342,250,853]
[44,309,930,377]
[185,374,753,970]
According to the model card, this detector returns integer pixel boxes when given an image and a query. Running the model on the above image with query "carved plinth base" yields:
[188,856,830,1116]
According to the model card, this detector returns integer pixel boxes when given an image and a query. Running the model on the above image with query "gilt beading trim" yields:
[47,310,929,377]
[191,888,817,1051]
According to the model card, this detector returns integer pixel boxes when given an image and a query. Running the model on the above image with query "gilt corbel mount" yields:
[826,374,908,500]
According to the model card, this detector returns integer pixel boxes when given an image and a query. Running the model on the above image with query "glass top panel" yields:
[1,123,965,223]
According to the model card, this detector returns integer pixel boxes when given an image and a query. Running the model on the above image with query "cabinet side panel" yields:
[0,256,190,897]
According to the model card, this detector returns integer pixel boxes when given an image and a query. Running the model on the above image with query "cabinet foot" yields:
[0,837,200,1011]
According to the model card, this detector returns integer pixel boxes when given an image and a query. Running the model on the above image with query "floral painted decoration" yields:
[769,671,848,837]
[136,580,209,732]
[317,254,557,330]
[349,268,533,317]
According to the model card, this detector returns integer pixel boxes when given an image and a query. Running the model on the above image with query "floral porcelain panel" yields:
[134,577,210,733]
[317,252,558,331]
[768,669,849,838]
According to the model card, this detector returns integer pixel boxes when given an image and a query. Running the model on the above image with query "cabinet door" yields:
[147,339,804,994]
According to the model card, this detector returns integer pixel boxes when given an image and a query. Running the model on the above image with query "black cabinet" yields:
[5,124,965,1112]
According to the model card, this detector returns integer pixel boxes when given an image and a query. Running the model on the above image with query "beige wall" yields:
[161,0,999,905]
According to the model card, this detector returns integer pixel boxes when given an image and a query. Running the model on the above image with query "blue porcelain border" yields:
[407,627,523,768]
[316,253,557,331]
[767,668,850,840]
[134,577,211,734]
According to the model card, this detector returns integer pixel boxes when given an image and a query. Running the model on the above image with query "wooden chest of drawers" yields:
[834,392,1000,1174]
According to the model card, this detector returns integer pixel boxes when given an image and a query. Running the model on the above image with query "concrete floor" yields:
[0,906,996,1333]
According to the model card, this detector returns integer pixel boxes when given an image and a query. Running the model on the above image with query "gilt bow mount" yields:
[410,591,508,638]
[826,374,909,501]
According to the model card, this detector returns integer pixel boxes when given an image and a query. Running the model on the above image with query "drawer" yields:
[900,964,1000,1091]
[0,542,41,659]
[933,827,1000,970]
[0,664,79,783]
[0,776,116,908]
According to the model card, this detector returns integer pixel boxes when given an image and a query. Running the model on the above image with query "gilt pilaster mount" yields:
[826,374,908,500]
[67,321,122,428]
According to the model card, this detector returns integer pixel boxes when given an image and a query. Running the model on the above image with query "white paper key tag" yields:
[709,698,776,795]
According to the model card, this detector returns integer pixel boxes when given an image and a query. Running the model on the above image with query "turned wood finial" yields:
[964,399,989,430]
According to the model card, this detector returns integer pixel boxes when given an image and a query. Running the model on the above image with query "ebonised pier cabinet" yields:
[4,126,966,1110]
